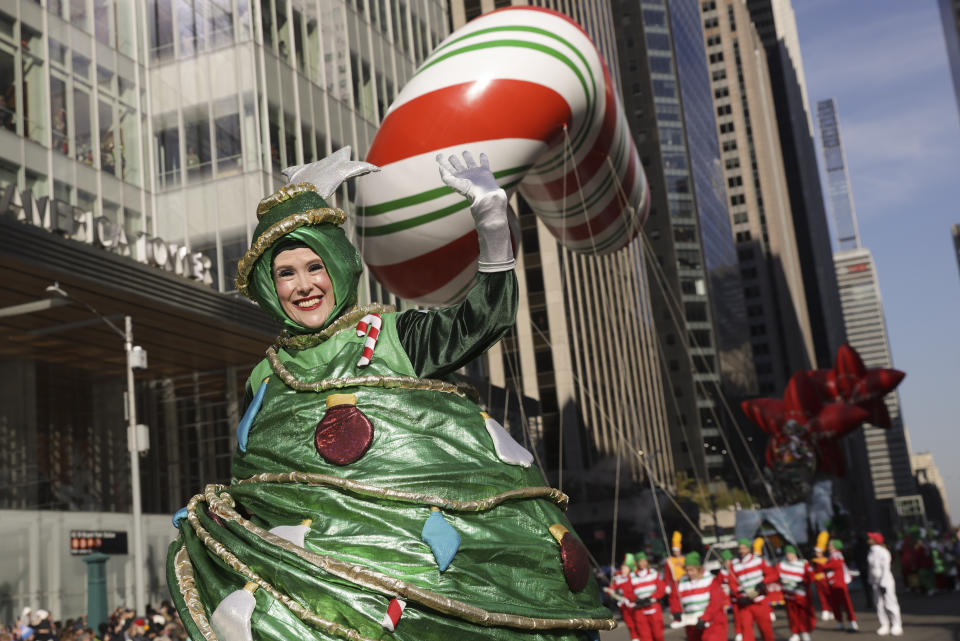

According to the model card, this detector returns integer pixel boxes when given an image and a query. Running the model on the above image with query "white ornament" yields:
[481,413,533,467]
[210,584,258,641]
[268,519,312,548]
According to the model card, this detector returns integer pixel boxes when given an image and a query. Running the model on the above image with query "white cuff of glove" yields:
[472,188,515,272]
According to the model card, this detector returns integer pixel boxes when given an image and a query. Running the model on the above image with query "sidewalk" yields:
[599,590,960,641]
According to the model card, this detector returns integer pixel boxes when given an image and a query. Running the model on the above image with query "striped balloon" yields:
[356,7,649,304]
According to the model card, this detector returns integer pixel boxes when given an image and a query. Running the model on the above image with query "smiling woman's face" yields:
[272,246,336,329]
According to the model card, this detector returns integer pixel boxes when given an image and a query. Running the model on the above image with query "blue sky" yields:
[792,0,960,522]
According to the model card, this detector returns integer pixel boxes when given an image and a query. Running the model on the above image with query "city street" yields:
[600,590,960,641]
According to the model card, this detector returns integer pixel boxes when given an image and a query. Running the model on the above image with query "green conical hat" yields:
[832,539,843,551]
[721,549,733,561]
[684,551,701,567]
[624,553,636,567]
[784,545,797,554]
[635,552,647,561]
[737,538,750,546]
[235,184,363,334]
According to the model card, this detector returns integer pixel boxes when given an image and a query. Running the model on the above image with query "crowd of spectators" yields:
[0,602,188,641]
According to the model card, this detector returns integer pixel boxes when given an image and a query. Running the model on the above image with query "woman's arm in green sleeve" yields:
[395,271,518,379]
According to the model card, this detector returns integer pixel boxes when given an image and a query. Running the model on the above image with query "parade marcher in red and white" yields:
[718,549,744,641]
[821,539,858,631]
[668,552,729,641]
[812,532,835,622]
[630,552,667,641]
[777,545,816,641]
[607,554,640,641]
[866,532,902,636]
[730,538,779,641]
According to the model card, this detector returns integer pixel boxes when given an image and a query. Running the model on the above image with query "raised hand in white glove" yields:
[436,151,515,273]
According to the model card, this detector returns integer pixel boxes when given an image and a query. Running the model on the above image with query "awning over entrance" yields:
[0,217,278,377]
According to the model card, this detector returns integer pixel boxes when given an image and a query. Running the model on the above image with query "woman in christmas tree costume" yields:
[166,149,615,641]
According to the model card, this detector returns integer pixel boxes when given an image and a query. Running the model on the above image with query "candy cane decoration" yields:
[356,313,382,367]
[357,7,649,305]
[381,598,406,632]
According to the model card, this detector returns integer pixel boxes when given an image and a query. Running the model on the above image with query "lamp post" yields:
[46,283,148,616]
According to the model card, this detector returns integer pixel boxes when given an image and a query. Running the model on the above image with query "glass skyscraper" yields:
[816,99,860,252]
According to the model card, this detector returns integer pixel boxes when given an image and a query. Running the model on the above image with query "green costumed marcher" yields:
[166,149,614,641]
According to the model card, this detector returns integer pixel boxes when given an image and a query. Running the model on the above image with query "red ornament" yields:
[315,394,374,465]
[741,371,869,477]
[806,343,905,429]
[549,524,590,592]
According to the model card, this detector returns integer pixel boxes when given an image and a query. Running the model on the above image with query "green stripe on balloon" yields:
[357,178,523,238]
[358,166,530,217]
[417,40,596,168]
[424,24,599,172]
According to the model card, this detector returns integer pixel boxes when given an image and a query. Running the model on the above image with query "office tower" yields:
[816,99,860,252]
[606,0,760,490]
[449,0,676,500]
[0,0,445,615]
[833,250,916,529]
[941,0,960,120]
[744,0,845,367]
[703,0,815,396]
[911,451,951,530]
[820,99,916,530]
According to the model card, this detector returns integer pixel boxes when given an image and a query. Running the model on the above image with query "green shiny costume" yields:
[166,185,613,641]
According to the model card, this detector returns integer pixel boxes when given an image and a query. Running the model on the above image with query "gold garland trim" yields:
[186,490,382,641]
[200,486,615,631]
[267,347,472,399]
[234,472,570,511]
[236,208,346,297]
[273,303,396,350]
[256,182,321,217]
[174,545,220,641]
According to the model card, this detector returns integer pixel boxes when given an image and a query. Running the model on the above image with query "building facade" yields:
[743,0,845,368]
[702,0,814,396]
[449,0,677,554]
[816,99,859,252]
[608,0,761,496]
[911,451,951,529]
[0,0,447,619]
[833,249,916,530]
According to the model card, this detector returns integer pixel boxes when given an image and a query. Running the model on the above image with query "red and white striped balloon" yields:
[356,7,649,304]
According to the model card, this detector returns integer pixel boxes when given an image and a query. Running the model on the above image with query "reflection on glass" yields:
[268,103,281,172]
[124,206,142,239]
[210,0,234,48]
[48,39,68,66]
[71,0,90,32]
[50,75,68,155]
[276,0,291,64]
[214,99,241,175]
[48,0,65,19]
[148,0,175,61]
[120,106,139,185]
[260,0,273,49]
[0,47,16,133]
[94,0,112,46]
[97,65,114,93]
[21,29,46,144]
[73,52,91,80]
[283,112,297,167]
[115,2,136,57]
[178,0,198,57]
[99,99,116,174]
[155,114,181,188]
[184,107,212,182]
[73,86,93,165]
[242,93,257,171]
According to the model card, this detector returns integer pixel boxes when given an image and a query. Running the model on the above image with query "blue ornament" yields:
[172,507,188,528]
[421,508,460,572]
[237,378,269,453]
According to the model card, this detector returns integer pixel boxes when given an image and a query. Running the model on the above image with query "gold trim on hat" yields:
[235,208,346,298]
[256,182,321,218]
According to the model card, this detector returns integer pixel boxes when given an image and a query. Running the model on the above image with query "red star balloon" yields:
[806,343,905,430]
[742,371,869,477]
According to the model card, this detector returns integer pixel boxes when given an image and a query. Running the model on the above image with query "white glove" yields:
[436,151,515,272]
